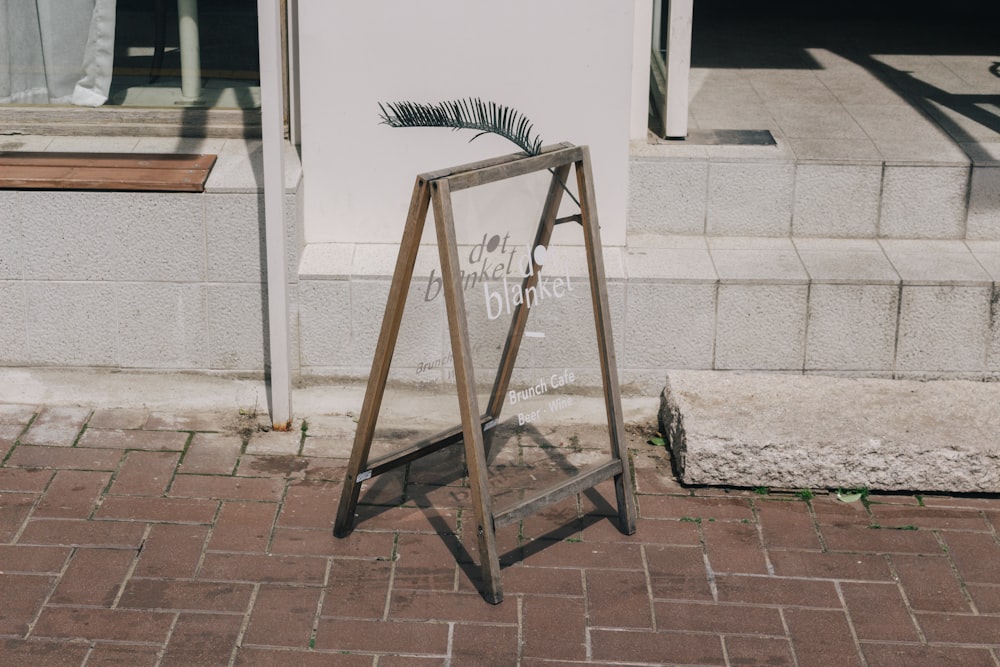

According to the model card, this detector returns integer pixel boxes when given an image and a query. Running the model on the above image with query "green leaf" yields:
[647,436,666,447]
[378,97,545,156]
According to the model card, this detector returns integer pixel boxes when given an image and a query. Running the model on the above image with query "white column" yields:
[630,0,654,140]
[177,0,201,99]
[257,0,293,428]
[664,0,693,138]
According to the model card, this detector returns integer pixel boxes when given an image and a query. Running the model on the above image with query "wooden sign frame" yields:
[333,143,637,604]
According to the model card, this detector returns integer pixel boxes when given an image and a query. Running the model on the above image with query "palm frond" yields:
[378,98,544,156]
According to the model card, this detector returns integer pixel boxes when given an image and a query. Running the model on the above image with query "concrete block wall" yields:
[0,139,303,374]
[295,235,1000,391]
[629,141,999,242]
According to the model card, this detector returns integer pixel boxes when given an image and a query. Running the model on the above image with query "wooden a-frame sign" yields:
[334,143,637,604]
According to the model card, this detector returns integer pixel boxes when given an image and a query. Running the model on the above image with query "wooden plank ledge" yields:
[0,152,217,192]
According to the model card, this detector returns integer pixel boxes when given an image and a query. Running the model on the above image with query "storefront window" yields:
[0,0,260,110]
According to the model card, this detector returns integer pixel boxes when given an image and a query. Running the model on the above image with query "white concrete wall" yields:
[296,0,636,247]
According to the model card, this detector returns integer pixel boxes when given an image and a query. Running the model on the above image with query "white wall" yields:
[297,0,636,247]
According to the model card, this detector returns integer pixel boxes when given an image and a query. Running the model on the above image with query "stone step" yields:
[659,370,1000,493]
[297,235,1000,384]
[628,141,999,241]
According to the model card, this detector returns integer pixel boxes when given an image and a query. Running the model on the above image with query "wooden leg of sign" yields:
[576,150,638,535]
[334,177,431,538]
[432,178,504,604]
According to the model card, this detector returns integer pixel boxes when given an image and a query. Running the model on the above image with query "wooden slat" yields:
[493,460,623,529]
[0,152,217,192]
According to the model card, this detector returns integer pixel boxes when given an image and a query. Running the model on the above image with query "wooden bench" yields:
[0,152,216,192]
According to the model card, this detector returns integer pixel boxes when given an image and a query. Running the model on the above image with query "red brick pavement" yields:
[0,403,999,666]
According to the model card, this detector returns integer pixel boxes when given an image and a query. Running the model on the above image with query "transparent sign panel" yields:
[337,146,635,602]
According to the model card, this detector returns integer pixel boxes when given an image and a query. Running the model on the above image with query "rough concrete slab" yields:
[660,371,1000,493]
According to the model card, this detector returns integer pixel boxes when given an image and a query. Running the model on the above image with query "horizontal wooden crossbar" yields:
[492,459,623,529]
[0,152,217,192]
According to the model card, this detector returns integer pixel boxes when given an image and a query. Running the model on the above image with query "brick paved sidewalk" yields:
[1,403,999,666]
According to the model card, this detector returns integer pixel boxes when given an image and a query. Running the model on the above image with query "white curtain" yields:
[0,0,116,106]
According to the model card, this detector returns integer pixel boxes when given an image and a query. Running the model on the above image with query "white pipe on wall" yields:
[257,0,292,428]
[177,0,201,99]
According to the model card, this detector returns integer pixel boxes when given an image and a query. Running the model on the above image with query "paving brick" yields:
[916,611,1000,645]
[270,526,394,558]
[199,552,327,585]
[406,483,473,511]
[352,504,458,535]
[84,644,160,667]
[19,407,90,446]
[87,408,149,430]
[768,550,893,581]
[299,435,354,459]
[655,601,786,635]
[19,518,146,548]
[0,468,52,492]
[109,450,180,496]
[500,565,583,597]
[755,498,822,550]
[5,445,122,471]
[245,429,301,456]
[0,545,70,573]
[940,531,1000,584]
[169,474,285,501]
[32,607,174,643]
[392,532,462,591]
[967,583,1000,613]
[585,567,653,629]
[208,501,278,552]
[634,467,687,495]
[134,524,209,578]
[639,494,754,522]
[869,504,991,531]
[235,648,373,666]
[522,595,587,660]
[645,545,713,601]
[585,515,699,545]
[724,636,795,667]
[715,574,841,608]
[50,547,135,606]
[180,432,243,475]
[519,496,582,542]
[323,558,393,619]
[784,608,863,667]
[702,520,769,575]
[77,428,189,451]
[0,404,37,425]
[96,496,219,523]
[238,454,314,479]
[243,585,321,649]
[841,581,920,641]
[451,623,518,667]
[590,628,726,665]
[520,538,644,571]
[820,524,943,554]
[160,612,244,667]
[810,495,872,526]
[0,573,55,634]
[119,578,253,612]
[0,424,20,459]
[33,470,110,519]
[379,656,443,667]
[891,554,971,612]
[0,492,35,542]
[861,642,996,667]
[313,618,449,655]
[356,468,406,506]
[145,411,228,432]
[390,589,518,624]
[0,639,89,667]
